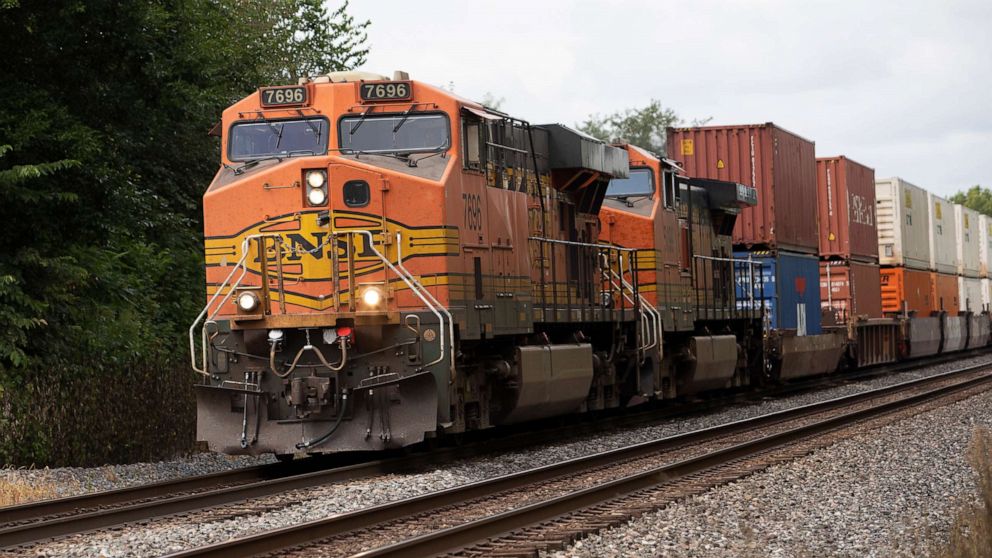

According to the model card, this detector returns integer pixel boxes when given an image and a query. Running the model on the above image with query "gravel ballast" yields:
[550,389,992,558]
[12,354,992,557]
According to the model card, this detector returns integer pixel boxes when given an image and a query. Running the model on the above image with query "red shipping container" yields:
[880,267,932,316]
[668,123,818,253]
[820,260,882,324]
[816,157,878,261]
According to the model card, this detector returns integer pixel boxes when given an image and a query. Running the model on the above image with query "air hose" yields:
[295,390,349,450]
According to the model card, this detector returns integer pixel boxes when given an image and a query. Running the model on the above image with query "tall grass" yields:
[0,475,57,506]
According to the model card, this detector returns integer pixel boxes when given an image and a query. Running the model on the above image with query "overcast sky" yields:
[348,0,991,197]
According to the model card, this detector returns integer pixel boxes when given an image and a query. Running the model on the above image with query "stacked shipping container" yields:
[981,215,992,311]
[928,192,957,274]
[926,192,963,313]
[820,260,882,325]
[955,204,980,277]
[955,204,983,313]
[734,251,822,334]
[815,156,882,324]
[669,124,988,331]
[871,177,992,316]
[669,123,822,334]
[875,178,930,270]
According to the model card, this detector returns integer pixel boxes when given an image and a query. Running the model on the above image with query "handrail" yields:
[528,236,638,252]
[189,233,278,376]
[190,230,453,382]
[334,230,450,380]
[694,253,765,321]
[394,231,456,383]
[611,268,662,359]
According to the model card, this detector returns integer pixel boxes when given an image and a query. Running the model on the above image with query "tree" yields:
[480,92,505,111]
[0,145,79,368]
[0,0,369,465]
[577,100,709,156]
[950,185,992,216]
[271,1,370,82]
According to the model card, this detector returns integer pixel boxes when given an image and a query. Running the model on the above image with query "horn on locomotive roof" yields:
[303,70,410,85]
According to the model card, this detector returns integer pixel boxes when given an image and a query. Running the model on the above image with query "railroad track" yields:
[1,350,987,554]
[157,362,992,558]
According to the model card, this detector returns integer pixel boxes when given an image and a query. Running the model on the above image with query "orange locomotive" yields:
[190,71,763,458]
[599,143,764,394]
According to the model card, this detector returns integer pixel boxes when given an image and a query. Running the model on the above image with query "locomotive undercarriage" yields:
[197,316,445,456]
[198,309,763,458]
[199,312,663,457]
[454,321,647,433]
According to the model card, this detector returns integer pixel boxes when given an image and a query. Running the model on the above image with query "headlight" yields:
[305,170,328,206]
[361,287,383,308]
[306,170,326,188]
[307,187,327,205]
[237,291,259,312]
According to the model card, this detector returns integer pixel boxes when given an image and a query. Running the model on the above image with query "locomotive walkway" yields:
[1,351,989,556]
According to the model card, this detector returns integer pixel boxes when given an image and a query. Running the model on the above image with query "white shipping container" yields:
[983,278,991,310]
[980,215,992,278]
[955,204,981,277]
[927,192,958,274]
[959,275,984,313]
[875,178,930,270]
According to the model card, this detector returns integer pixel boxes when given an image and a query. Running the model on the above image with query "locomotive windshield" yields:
[229,118,328,161]
[338,113,449,154]
[606,167,654,198]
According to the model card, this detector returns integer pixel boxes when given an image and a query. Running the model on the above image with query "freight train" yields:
[190,71,991,458]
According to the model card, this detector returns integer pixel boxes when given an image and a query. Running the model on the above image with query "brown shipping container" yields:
[880,267,932,316]
[820,261,882,324]
[931,272,960,315]
[816,157,878,260]
[668,123,818,253]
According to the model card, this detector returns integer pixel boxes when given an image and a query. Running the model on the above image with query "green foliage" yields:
[0,0,368,466]
[480,92,505,111]
[578,99,709,156]
[950,185,992,217]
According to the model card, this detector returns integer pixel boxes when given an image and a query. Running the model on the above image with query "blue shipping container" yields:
[734,250,822,335]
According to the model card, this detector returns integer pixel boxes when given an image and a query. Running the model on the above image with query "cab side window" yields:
[662,170,676,209]
[462,117,483,171]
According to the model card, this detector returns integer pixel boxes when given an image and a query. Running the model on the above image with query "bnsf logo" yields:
[849,193,874,226]
[277,232,379,263]
[205,211,458,284]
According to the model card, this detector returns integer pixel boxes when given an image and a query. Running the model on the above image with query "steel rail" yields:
[2,348,987,550]
[361,369,992,558]
[0,463,277,526]
[161,361,992,558]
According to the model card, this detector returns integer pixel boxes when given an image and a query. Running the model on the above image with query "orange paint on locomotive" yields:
[598,144,661,307]
[202,77,530,322]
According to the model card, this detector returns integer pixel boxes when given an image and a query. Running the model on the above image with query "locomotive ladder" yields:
[609,267,663,362]
[529,236,659,361]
